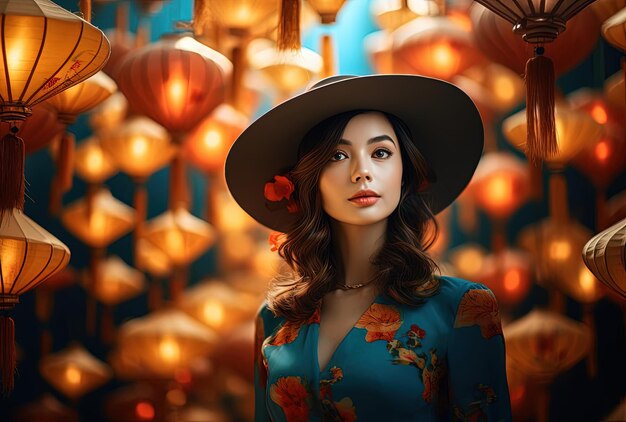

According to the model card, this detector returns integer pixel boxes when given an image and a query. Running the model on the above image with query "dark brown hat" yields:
[225,74,483,232]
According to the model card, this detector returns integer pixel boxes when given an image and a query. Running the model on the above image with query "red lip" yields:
[349,190,380,200]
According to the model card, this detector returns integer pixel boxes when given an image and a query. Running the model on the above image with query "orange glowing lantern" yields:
[74,137,118,184]
[101,117,174,181]
[114,309,218,378]
[220,231,257,269]
[61,189,135,249]
[470,2,600,162]
[116,34,231,135]
[212,186,257,232]
[104,383,161,422]
[583,218,626,299]
[479,248,532,308]
[392,16,485,81]
[184,104,249,175]
[371,0,439,31]
[470,152,530,220]
[248,39,323,100]
[449,243,488,281]
[89,256,146,306]
[197,0,277,34]
[40,344,112,400]
[179,279,259,335]
[460,63,525,114]
[0,209,71,391]
[602,8,626,52]
[0,0,111,221]
[503,102,603,167]
[504,309,590,418]
[89,92,129,136]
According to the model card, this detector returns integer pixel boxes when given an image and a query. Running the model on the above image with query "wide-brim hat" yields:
[225,74,483,233]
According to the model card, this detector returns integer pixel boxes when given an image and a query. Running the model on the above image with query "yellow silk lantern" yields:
[197,0,277,33]
[583,218,626,299]
[142,208,216,267]
[392,16,485,81]
[503,102,603,167]
[40,344,112,400]
[248,39,323,99]
[184,104,249,175]
[61,189,135,249]
[448,243,488,281]
[114,309,218,378]
[461,63,525,114]
[89,256,146,306]
[470,152,530,220]
[88,92,129,135]
[178,279,258,335]
[0,0,111,221]
[0,209,71,391]
[308,0,347,23]
[371,0,439,31]
[74,136,118,184]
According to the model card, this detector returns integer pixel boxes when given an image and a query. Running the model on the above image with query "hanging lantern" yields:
[100,117,173,180]
[114,309,218,378]
[178,279,259,335]
[448,243,487,281]
[13,393,78,422]
[197,0,278,34]
[503,101,603,167]
[116,33,232,135]
[470,2,599,162]
[583,218,626,299]
[136,238,172,278]
[89,92,129,136]
[39,344,112,400]
[460,63,525,114]
[248,39,323,100]
[88,256,146,306]
[479,248,532,308]
[307,0,347,23]
[0,0,111,220]
[470,152,531,220]
[142,208,216,267]
[591,0,626,22]
[184,104,248,175]
[371,0,439,31]
[505,309,590,383]
[392,16,485,81]
[0,209,71,391]
[0,104,64,155]
[61,189,135,249]
[73,136,118,184]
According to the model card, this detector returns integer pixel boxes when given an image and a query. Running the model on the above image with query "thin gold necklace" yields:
[337,279,375,290]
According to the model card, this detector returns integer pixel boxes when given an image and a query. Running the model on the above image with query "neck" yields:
[330,218,387,288]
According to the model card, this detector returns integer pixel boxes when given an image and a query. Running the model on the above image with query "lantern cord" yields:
[321,34,335,78]
[148,277,163,311]
[80,0,92,23]
[0,126,25,224]
[0,314,16,394]
[524,45,558,164]
[278,0,301,51]
[49,132,75,215]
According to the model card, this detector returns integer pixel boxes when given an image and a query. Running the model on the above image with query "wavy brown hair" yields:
[266,110,441,322]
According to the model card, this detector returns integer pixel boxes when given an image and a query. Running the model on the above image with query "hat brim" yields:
[225,74,483,232]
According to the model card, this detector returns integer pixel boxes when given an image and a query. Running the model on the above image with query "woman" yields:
[225,75,511,421]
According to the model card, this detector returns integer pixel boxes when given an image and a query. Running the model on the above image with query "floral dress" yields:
[254,276,512,422]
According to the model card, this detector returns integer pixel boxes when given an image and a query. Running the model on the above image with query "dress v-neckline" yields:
[315,293,382,375]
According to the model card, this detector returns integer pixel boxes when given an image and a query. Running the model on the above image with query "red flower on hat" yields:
[269,231,284,252]
[264,175,294,202]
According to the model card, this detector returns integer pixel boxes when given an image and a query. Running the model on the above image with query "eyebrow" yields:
[338,135,396,146]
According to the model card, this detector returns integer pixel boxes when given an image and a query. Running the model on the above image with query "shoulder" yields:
[255,301,284,338]
[427,275,499,319]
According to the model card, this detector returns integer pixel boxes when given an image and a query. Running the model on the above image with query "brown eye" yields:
[373,148,392,159]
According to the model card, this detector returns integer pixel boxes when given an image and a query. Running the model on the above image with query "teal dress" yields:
[254,276,512,422]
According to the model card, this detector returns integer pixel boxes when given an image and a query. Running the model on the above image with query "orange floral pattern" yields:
[320,366,356,421]
[355,303,403,342]
[454,289,503,339]
[270,376,311,422]
[266,308,320,348]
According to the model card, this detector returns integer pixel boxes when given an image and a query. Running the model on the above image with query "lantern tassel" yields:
[524,46,557,163]
[0,127,25,223]
[278,0,300,50]
[0,315,16,393]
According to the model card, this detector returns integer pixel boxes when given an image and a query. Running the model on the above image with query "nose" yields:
[351,158,372,183]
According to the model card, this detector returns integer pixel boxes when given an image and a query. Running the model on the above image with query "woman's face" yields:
[319,112,403,227]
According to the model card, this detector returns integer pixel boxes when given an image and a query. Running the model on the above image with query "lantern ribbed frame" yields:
[116,34,231,134]
[0,209,70,309]
[0,0,111,121]
[583,218,626,298]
